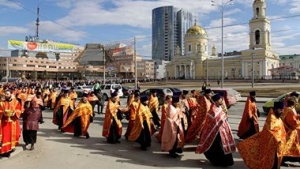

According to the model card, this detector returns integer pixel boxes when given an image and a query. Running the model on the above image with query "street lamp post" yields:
[206,57,208,84]
[211,0,233,88]
[101,45,106,84]
[134,37,138,89]
[251,48,255,88]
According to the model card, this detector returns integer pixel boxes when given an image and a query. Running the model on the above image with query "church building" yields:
[166,0,280,80]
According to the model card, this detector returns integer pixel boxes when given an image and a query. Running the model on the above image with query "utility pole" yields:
[102,45,106,84]
[251,48,255,88]
[134,37,138,89]
[6,57,9,83]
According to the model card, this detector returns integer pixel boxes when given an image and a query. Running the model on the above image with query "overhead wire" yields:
[4,0,300,50]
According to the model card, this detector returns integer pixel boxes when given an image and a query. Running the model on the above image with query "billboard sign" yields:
[8,40,74,53]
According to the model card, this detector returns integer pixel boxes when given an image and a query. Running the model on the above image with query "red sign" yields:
[27,42,38,50]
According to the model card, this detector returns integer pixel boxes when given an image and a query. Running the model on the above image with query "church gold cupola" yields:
[249,0,271,50]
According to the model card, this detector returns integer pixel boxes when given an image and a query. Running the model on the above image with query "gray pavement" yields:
[0,98,298,169]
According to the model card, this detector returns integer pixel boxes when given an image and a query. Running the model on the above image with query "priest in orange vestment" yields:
[17,87,28,113]
[129,95,153,150]
[102,90,127,144]
[53,89,74,130]
[281,96,300,165]
[148,89,160,128]
[62,93,93,139]
[238,101,286,169]
[0,89,22,158]
[156,95,172,142]
[69,87,78,109]
[124,91,140,140]
[185,88,212,143]
[161,96,186,158]
[237,91,259,139]
[195,93,235,167]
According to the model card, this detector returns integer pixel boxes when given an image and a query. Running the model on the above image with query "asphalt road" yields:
[0,98,298,169]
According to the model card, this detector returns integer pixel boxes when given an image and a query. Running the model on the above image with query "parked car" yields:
[100,84,123,101]
[262,91,300,114]
[211,88,240,109]
[74,85,93,97]
[169,87,182,97]
[122,85,133,97]
[140,88,173,105]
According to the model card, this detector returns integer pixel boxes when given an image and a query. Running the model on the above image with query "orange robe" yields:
[185,95,211,143]
[88,95,98,102]
[128,103,153,141]
[195,103,236,154]
[69,91,78,108]
[238,109,286,169]
[156,102,169,142]
[52,97,74,126]
[102,100,122,138]
[148,95,160,127]
[148,95,159,113]
[282,106,300,157]
[48,91,58,109]
[42,89,50,106]
[161,105,185,151]
[0,98,22,154]
[62,101,93,136]
[237,96,259,139]
[17,92,27,113]
[125,100,140,139]
[187,97,198,125]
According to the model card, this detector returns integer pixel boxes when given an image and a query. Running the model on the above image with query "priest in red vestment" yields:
[237,91,259,139]
[195,93,236,167]
[0,89,22,158]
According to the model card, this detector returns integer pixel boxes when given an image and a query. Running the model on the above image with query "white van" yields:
[100,84,124,101]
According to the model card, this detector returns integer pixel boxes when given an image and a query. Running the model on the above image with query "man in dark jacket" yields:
[95,89,104,114]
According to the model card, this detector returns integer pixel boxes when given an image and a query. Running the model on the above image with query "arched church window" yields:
[197,44,201,52]
[188,45,192,52]
[255,30,260,44]
[256,8,259,18]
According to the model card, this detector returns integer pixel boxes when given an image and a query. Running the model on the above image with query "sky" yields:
[0,0,300,59]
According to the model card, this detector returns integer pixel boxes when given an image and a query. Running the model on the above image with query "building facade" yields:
[152,6,193,61]
[0,42,155,81]
[166,0,280,80]
[74,43,155,80]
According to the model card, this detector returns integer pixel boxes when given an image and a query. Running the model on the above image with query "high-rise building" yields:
[152,6,193,61]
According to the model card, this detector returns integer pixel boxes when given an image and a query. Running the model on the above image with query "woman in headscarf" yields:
[22,97,42,150]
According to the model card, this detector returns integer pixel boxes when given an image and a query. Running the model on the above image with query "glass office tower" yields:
[152,6,193,61]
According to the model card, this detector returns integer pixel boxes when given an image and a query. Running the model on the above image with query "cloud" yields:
[53,0,231,29]
[290,0,300,14]
[38,21,88,41]
[0,26,28,36]
[0,0,22,9]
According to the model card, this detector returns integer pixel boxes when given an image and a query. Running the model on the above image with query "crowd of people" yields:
[0,81,300,168]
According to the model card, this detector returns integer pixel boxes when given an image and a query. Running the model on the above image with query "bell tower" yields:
[249,0,271,50]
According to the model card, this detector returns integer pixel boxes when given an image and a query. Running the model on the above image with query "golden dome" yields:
[187,24,207,36]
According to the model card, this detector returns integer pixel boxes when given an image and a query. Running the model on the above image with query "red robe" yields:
[0,98,22,154]
[185,95,211,143]
[196,103,236,154]
[237,96,259,139]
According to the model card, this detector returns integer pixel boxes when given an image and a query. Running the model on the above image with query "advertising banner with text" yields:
[8,40,75,53]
